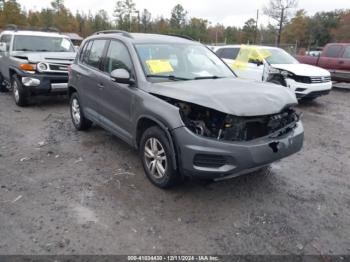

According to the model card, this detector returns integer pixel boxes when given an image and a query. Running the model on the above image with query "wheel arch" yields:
[135,115,178,171]
[68,85,77,98]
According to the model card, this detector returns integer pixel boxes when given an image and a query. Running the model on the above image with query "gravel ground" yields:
[0,89,349,255]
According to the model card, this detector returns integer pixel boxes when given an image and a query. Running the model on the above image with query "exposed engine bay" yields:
[155,95,299,142]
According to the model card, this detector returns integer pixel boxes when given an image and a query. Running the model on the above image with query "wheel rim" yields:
[13,81,19,103]
[71,98,81,125]
[144,137,167,179]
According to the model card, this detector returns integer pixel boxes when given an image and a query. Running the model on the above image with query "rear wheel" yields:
[12,76,28,106]
[140,126,180,189]
[70,92,92,131]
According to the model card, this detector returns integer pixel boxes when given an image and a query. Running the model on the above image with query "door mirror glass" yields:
[0,42,7,52]
[111,68,134,85]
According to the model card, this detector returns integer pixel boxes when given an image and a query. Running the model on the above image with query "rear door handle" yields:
[98,83,104,89]
[339,61,345,64]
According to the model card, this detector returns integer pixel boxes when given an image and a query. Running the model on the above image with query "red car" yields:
[296,43,350,82]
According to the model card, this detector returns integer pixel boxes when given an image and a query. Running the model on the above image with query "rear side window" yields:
[0,34,12,52]
[343,46,350,59]
[84,40,107,69]
[79,41,90,62]
[217,48,240,60]
[324,45,342,58]
[104,40,133,74]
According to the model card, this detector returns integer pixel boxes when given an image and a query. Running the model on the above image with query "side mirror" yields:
[249,58,264,66]
[110,68,135,85]
[0,42,7,52]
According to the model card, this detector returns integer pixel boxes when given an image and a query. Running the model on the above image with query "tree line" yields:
[0,0,349,49]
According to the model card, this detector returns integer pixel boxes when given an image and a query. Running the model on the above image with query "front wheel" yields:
[12,76,28,106]
[140,126,180,189]
[70,92,92,131]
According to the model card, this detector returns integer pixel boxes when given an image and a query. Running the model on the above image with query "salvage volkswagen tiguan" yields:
[68,31,304,188]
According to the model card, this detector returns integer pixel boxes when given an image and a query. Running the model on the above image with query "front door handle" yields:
[339,60,345,64]
[98,83,104,89]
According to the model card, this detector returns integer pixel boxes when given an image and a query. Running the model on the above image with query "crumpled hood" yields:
[150,78,298,116]
[272,63,330,77]
[12,51,76,63]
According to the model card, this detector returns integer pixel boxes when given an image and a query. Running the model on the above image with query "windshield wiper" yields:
[146,74,191,81]
[194,76,224,80]
[36,49,50,52]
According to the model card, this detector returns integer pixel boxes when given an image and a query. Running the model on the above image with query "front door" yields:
[98,40,136,144]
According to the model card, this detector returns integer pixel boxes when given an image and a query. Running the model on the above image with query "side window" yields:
[0,34,12,52]
[324,45,342,58]
[85,40,107,69]
[104,40,133,74]
[82,41,92,64]
[79,42,90,62]
[343,46,350,59]
[218,48,239,60]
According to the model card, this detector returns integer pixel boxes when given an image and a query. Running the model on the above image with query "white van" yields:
[215,45,333,100]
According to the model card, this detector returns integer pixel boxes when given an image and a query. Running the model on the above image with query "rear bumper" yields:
[172,121,304,179]
[286,78,332,99]
[18,72,68,95]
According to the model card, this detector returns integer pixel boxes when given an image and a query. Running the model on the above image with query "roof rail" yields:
[165,34,194,41]
[4,24,61,33]
[94,30,133,39]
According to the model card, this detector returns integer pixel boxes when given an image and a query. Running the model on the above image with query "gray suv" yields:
[68,31,304,188]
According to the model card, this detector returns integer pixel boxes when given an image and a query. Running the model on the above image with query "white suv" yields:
[0,26,76,106]
[215,45,333,100]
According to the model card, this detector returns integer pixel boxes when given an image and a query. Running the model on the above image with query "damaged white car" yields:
[68,32,304,188]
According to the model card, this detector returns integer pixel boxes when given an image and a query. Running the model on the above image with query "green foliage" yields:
[0,0,349,48]
[170,4,187,29]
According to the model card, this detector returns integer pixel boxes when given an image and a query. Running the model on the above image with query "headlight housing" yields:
[37,62,48,72]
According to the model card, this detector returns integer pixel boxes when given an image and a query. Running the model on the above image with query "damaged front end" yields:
[155,95,300,142]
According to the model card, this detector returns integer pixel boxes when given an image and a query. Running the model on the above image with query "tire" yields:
[140,126,180,189]
[70,92,92,131]
[0,74,8,93]
[12,75,28,106]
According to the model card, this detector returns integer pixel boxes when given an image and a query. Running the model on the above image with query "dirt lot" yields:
[0,89,349,255]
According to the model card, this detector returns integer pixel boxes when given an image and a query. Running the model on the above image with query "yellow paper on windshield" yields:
[231,45,271,70]
[146,59,174,74]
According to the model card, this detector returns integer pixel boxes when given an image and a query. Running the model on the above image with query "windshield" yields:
[135,44,235,81]
[13,35,74,52]
[262,48,299,64]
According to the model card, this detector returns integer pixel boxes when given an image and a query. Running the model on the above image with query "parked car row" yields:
[0,28,305,188]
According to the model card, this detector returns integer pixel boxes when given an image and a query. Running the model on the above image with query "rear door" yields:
[74,39,108,120]
[98,40,136,144]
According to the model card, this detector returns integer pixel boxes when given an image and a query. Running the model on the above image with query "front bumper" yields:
[18,72,68,95]
[172,121,304,179]
[286,78,332,99]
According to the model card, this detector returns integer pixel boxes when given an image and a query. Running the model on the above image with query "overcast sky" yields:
[18,0,350,27]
